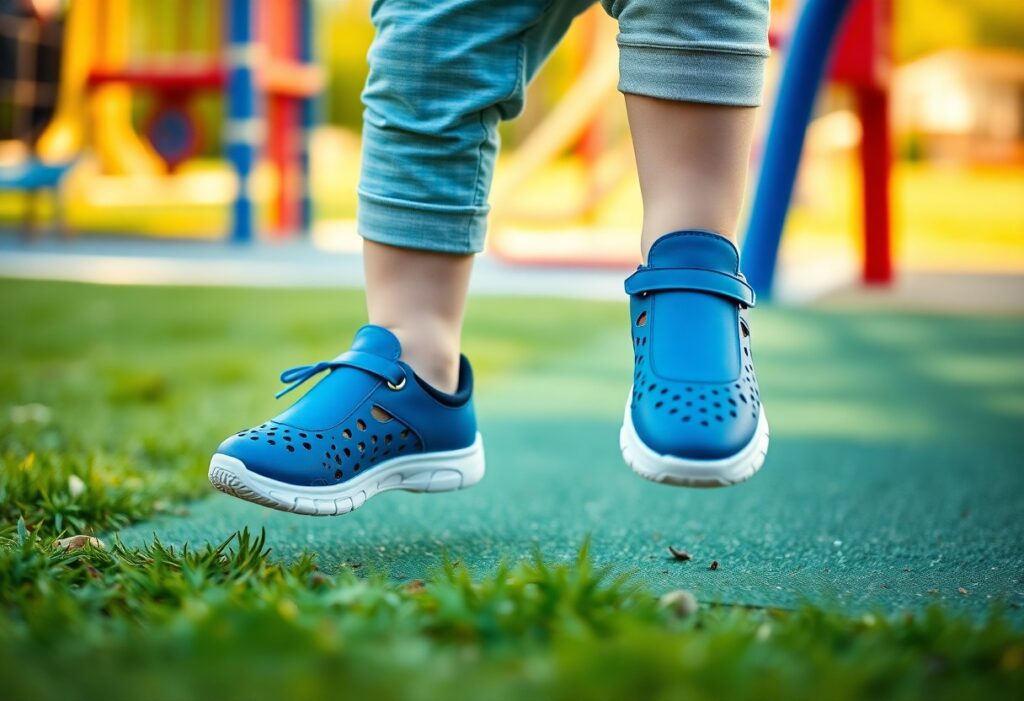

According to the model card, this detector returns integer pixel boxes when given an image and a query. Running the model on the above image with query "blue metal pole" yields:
[297,0,317,236]
[741,0,856,297]
[225,0,262,244]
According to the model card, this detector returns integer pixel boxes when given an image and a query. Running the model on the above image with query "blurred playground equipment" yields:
[0,2,74,233]
[490,0,895,299]
[0,0,322,241]
[743,0,892,297]
[2,0,1020,296]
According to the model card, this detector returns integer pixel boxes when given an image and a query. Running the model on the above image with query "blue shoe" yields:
[209,325,484,515]
[620,230,769,486]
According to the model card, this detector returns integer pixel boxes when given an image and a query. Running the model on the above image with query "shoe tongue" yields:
[350,324,402,360]
[646,230,739,274]
[643,231,743,385]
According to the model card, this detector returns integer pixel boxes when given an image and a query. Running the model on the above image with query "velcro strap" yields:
[624,267,756,307]
[331,350,406,385]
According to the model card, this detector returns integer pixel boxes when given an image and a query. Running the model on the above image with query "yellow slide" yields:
[35,0,161,175]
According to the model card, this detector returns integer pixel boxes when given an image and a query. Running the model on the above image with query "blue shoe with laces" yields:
[209,325,484,515]
[620,230,769,487]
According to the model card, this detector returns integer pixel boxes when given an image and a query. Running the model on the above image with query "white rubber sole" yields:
[620,400,769,488]
[208,433,485,516]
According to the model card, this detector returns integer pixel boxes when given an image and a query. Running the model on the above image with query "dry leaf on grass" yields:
[667,546,692,561]
[53,535,105,552]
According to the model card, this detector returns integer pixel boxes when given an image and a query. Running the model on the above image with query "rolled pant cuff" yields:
[357,190,488,255]
[617,43,768,107]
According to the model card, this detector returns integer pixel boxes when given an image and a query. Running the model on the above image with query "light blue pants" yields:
[358,0,771,254]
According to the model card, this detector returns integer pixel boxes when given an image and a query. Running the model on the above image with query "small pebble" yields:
[659,589,698,618]
[68,475,86,498]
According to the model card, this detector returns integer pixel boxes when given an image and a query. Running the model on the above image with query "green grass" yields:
[2,527,1021,701]
[1,278,1023,700]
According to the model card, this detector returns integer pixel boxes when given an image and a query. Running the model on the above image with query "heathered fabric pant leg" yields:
[357,0,770,254]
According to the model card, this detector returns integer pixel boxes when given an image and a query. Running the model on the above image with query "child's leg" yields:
[364,242,473,393]
[211,1,596,513]
[603,0,769,257]
[626,98,756,259]
[359,0,595,392]
[608,0,772,486]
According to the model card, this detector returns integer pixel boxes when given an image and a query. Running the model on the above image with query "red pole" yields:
[857,83,892,285]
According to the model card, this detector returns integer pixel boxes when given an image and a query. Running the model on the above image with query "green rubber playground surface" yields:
[4,278,1021,618]
[114,291,1024,618]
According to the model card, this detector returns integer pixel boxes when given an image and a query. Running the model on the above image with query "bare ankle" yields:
[383,324,461,394]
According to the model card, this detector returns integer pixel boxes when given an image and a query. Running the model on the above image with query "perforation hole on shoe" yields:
[357,442,366,453]
[344,447,351,457]
[400,429,409,439]
[342,429,352,439]
[371,405,394,423]
[286,445,295,452]
[302,442,311,450]
[740,319,750,337]
[335,469,342,479]
[636,311,647,327]
[356,419,367,431]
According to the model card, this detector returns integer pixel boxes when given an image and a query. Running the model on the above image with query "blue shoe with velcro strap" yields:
[209,325,484,515]
[620,230,769,487]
